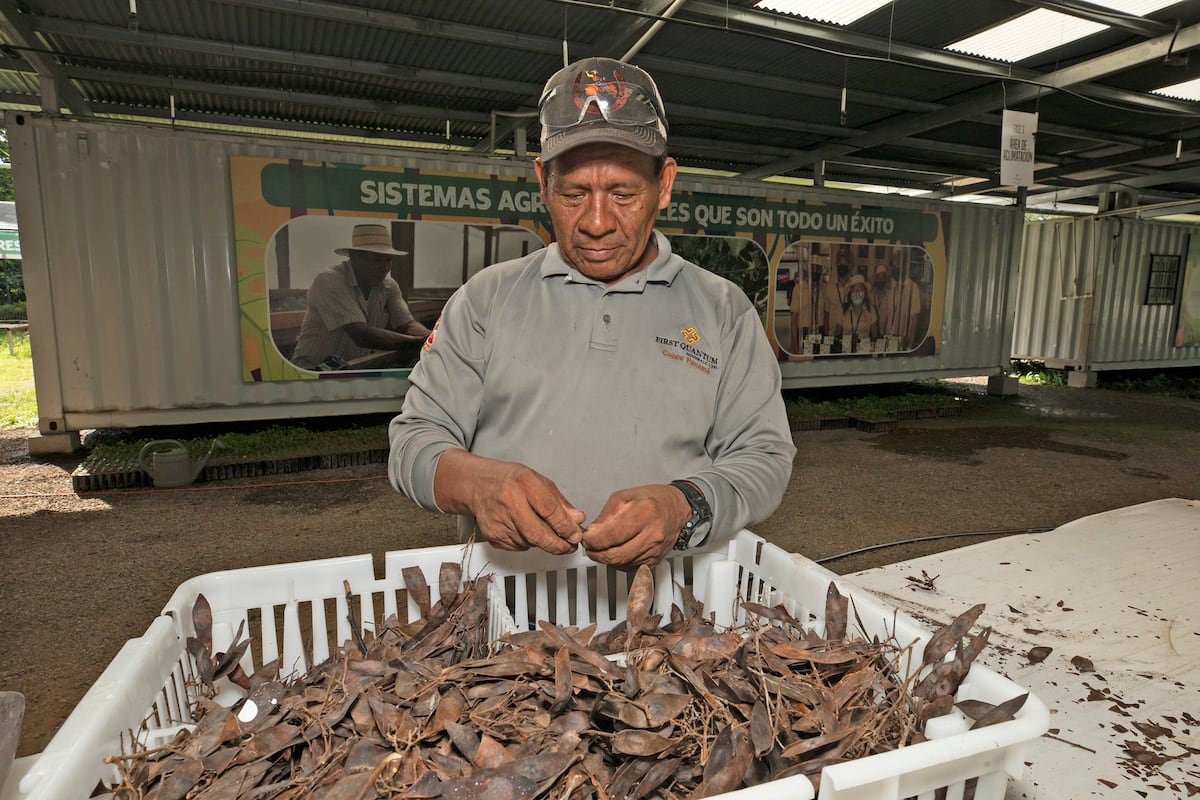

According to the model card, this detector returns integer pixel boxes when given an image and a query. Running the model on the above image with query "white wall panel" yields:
[1015,217,1200,371]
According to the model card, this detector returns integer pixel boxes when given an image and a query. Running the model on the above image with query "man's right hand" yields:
[432,449,585,554]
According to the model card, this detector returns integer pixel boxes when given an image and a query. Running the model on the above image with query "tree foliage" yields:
[667,234,769,313]
[0,128,12,201]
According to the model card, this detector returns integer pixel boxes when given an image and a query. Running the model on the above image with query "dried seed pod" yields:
[192,594,213,652]
[146,757,203,800]
[611,729,679,756]
[402,565,432,618]
[472,735,513,769]
[695,725,753,799]
[824,583,849,642]
[921,603,985,671]
[637,693,693,728]
[960,692,1029,729]
[550,646,573,714]
[115,567,997,800]
[749,700,775,756]
[438,562,463,610]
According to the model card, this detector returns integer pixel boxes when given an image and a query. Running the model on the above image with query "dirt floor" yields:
[3,377,1200,760]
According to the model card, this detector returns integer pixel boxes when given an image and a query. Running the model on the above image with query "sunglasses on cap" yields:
[538,71,667,132]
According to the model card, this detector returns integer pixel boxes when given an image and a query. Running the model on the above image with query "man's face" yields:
[535,143,677,284]
[349,250,392,288]
[836,250,853,280]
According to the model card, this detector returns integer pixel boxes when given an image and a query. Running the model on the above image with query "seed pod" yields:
[612,729,679,756]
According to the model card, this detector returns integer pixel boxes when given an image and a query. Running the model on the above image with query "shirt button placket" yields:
[591,299,618,350]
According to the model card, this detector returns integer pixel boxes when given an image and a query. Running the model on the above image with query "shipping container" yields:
[8,113,1024,441]
[1013,216,1200,385]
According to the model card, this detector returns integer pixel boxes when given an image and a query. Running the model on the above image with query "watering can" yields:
[138,438,225,488]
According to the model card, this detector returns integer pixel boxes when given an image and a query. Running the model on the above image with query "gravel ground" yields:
[3,378,1200,760]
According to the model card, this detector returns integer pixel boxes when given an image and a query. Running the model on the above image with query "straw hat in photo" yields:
[335,223,407,256]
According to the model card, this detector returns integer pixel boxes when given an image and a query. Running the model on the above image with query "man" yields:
[879,247,922,349]
[870,262,892,333]
[786,246,817,354]
[290,223,431,370]
[388,58,795,569]
[819,245,855,334]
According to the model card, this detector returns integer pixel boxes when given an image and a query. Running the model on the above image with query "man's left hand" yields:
[580,484,692,570]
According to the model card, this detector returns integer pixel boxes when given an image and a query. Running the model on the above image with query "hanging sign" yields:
[1000,110,1038,187]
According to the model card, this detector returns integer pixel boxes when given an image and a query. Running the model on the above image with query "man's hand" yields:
[341,321,425,350]
[433,449,585,554]
[580,484,692,570]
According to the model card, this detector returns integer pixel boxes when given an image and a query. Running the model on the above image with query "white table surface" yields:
[849,498,1200,799]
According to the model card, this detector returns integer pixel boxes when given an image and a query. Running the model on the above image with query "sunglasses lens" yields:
[539,81,663,130]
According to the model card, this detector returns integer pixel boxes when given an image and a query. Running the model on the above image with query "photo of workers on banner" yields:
[264,216,542,373]
[773,240,935,358]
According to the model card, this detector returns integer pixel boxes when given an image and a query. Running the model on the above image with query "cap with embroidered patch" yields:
[538,57,668,161]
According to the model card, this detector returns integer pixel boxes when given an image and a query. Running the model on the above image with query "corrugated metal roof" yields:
[2,0,1198,217]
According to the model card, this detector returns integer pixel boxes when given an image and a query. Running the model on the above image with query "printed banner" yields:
[1176,235,1200,348]
[231,156,948,382]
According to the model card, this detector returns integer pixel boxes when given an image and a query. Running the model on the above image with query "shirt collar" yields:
[540,231,682,293]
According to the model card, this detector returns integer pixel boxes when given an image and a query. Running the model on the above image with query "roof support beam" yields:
[0,0,91,116]
[1025,163,1200,203]
[34,17,536,97]
[931,136,1200,198]
[218,0,568,55]
[66,67,495,125]
[683,0,1195,114]
[589,0,688,62]
[735,20,1200,181]
[1012,0,1176,37]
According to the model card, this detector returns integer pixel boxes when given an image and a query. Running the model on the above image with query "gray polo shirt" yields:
[388,232,795,542]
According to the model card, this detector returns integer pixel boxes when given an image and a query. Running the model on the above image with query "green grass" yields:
[784,382,965,423]
[1008,359,1068,387]
[1099,367,1200,397]
[1009,360,1200,396]
[0,331,36,429]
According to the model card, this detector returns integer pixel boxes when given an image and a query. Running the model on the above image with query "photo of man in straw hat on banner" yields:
[284,222,432,371]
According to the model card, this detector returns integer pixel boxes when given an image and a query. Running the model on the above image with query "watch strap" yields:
[669,479,712,550]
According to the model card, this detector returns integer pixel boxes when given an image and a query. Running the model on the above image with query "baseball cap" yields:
[538,57,668,161]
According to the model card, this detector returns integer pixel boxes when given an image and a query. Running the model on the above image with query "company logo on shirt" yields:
[423,317,441,352]
[656,327,717,375]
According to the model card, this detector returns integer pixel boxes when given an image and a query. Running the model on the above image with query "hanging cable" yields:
[816,526,1055,566]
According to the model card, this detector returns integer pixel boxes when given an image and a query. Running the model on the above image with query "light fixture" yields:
[754,1,891,27]
[947,1,1177,64]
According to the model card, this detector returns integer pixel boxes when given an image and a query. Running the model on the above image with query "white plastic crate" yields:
[4,531,1048,800]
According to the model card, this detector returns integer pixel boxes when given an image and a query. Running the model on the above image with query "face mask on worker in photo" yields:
[851,293,865,306]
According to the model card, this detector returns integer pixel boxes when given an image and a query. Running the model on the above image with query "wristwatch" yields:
[669,480,713,550]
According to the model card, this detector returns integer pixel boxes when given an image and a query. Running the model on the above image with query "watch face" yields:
[677,511,712,549]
